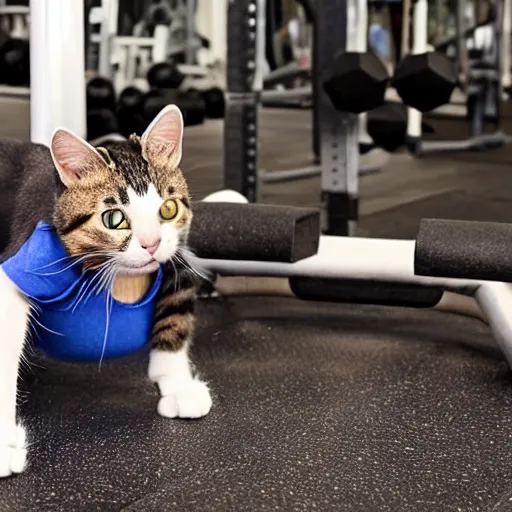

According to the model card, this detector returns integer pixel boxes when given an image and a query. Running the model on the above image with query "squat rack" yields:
[223,0,364,236]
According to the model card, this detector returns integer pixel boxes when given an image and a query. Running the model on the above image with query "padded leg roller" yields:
[189,202,320,263]
[415,219,512,282]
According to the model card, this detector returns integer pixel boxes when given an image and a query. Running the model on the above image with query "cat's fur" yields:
[0,105,212,478]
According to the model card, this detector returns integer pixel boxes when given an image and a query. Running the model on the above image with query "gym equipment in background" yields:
[261,0,314,109]
[88,0,222,105]
[86,76,119,141]
[224,0,389,207]
[0,5,29,92]
[391,51,457,112]
[116,86,146,138]
[321,50,390,114]
[143,87,206,127]
[367,102,435,152]
[385,0,512,155]
[0,35,29,86]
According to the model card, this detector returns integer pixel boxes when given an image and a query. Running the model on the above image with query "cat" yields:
[0,104,212,478]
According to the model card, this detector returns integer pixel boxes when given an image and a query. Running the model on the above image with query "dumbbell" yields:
[86,77,119,141]
[117,86,146,138]
[321,50,390,114]
[0,37,30,86]
[147,62,185,89]
[201,87,225,119]
[392,52,457,112]
[143,88,206,127]
[367,102,435,152]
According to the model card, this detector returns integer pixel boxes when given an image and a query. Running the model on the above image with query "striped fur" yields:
[151,269,196,352]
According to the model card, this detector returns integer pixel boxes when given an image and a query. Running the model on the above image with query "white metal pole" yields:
[98,0,119,79]
[406,0,427,140]
[354,0,373,145]
[503,0,511,90]
[30,0,87,145]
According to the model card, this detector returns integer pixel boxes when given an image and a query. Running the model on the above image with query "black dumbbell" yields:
[201,87,225,119]
[117,86,146,137]
[86,77,118,140]
[322,50,390,114]
[87,77,117,111]
[392,52,457,112]
[147,62,185,89]
[0,38,30,86]
[143,89,206,127]
[87,109,119,141]
[367,102,435,152]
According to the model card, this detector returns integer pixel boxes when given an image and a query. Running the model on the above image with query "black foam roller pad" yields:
[289,277,444,308]
[415,218,512,281]
[189,202,320,263]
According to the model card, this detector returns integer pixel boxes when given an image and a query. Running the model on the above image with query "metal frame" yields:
[196,189,512,370]
[196,235,512,368]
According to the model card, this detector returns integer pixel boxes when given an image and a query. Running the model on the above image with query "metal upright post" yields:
[316,0,359,236]
[186,0,196,65]
[312,16,320,164]
[503,0,511,92]
[223,0,266,203]
[405,0,427,151]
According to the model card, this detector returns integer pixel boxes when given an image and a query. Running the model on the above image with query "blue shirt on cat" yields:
[1,221,163,362]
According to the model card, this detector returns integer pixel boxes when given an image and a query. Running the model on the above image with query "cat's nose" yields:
[142,240,161,256]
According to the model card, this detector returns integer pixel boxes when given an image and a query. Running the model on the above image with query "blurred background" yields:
[0,0,510,236]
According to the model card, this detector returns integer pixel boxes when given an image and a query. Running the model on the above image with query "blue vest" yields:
[1,222,163,362]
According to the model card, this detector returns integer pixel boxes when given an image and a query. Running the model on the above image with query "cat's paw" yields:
[157,379,212,419]
[0,423,27,478]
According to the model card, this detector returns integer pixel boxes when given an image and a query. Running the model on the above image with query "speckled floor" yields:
[3,300,512,512]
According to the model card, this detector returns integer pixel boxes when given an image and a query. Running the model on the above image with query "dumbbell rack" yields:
[393,0,511,155]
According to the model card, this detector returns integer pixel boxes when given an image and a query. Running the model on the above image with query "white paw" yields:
[0,423,27,478]
[157,379,212,419]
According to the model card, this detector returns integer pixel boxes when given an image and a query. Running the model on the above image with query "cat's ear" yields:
[140,104,183,170]
[50,128,109,187]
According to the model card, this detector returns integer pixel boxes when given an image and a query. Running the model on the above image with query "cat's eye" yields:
[160,199,179,221]
[102,209,130,230]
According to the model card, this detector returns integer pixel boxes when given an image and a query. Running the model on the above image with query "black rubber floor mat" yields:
[1,298,512,512]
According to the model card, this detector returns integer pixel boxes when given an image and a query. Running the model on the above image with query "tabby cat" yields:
[0,105,212,478]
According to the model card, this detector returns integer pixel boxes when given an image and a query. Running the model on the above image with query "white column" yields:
[353,0,372,145]
[406,0,427,139]
[196,0,227,65]
[30,0,87,145]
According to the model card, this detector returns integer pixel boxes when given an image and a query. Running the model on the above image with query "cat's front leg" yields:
[148,287,212,419]
[0,269,30,478]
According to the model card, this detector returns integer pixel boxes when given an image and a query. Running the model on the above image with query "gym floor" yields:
[3,101,512,511]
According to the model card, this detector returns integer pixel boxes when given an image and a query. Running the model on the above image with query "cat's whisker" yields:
[174,251,209,283]
[169,257,178,293]
[32,251,113,276]
[71,261,114,313]
[98,289,114,370]
[94,263,118,297]
[76,262,116,309]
